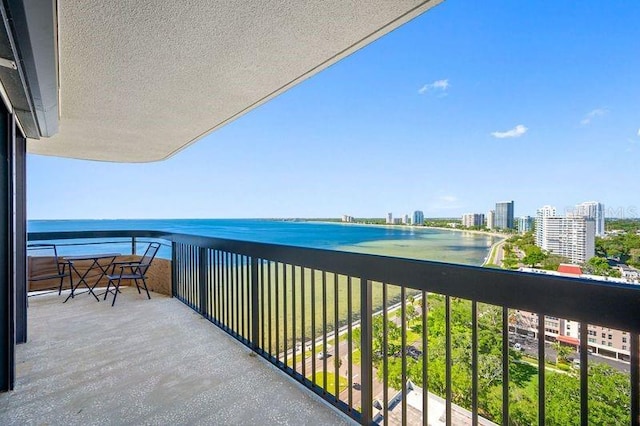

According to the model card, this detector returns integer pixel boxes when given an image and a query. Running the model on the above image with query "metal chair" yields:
[27,244,73,296]
[103,242,160,306]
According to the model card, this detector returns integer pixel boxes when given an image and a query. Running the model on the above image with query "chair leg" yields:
[104,279,112,301]
[141,277,151,300]
[58,276,64,295]
[111,278,122,307]
[134,278,141,294]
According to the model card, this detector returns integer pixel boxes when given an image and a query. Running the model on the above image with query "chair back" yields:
[27,244,64,279]
[137,242,161,275]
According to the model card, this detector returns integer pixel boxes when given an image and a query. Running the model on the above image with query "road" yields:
[512,334,630,373]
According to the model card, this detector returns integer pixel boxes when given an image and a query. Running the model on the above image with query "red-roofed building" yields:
[557,263,582,275]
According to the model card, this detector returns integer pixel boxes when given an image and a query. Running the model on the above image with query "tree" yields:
[630,248,640,267]
[406,302,418,321]
[585,256,613,276]
[541,254,570,271]
[552,341,573,364]
[521,245,547,267]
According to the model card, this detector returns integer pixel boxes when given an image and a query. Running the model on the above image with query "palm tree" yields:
[552,341,573,364]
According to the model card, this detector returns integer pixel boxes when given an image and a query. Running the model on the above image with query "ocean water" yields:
[27,219,499,265]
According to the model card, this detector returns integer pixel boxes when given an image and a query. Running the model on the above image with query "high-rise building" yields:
[537,214,595,264]
[412,210,424,226]
[403,214,410,225]
[575,201,605,236]
[535,205,557,247]
[486,210,495,230]
[517,216,534,234]
[462,213,485,228]
[386,212,393,224]
[495,201,514,230]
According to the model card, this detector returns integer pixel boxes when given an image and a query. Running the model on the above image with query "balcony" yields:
[8,230,640,425]
[1,287,349,425]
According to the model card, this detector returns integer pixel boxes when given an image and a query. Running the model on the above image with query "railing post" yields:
[171,241,177,298]
[199,247,208,316]
[251,257,259,351]
[360,277,373,424]
[131,236,136,255]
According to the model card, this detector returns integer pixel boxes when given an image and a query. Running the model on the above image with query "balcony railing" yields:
[28,230,640,425]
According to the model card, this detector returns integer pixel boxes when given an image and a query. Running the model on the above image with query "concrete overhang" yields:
[21,0,443,162]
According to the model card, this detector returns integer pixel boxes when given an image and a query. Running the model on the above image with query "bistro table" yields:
[63,253,120,302]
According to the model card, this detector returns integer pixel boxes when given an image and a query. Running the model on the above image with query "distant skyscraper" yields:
[386,212,393,224]
[535,205,557,247]
[412,210,424,226]
[575,201,605,236]
[486,210,495,230]
[495,201,514,230]
[517,216,535,234]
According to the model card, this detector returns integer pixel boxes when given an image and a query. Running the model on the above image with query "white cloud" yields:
[491,124,528,139]
[418,79,449,95]
[637,128,640,137]
[580,108,608,125]
[440,195,458,203]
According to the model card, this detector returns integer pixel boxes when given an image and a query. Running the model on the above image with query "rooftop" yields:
[0,289,351,425]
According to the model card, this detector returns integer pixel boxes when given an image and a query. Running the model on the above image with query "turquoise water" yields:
[28,219,499,265]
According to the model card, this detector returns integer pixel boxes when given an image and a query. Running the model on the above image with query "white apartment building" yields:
[386,212,393,224]
[462,213,485,228]
[535,205,557,247]
[486,210,495,230]
[537,215,595,264]
[575,201,605,236]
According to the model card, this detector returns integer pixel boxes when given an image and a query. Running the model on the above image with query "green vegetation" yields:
[606,218,640,233]
[424,218,458,228]
[596,219,640,267]
[502,243,520,269]
[551,341,572,365]
[308,372,348,395]
[521,245,546,268]
[504,231,574,271]
[583,256,621,277]
[370,295,631,425]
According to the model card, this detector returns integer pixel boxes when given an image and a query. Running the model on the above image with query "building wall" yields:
[495,201,514,230]
[462,213,485,228]
[575,201,605,237]
[536,208,595,264]
[412,210,424,226]
[486,210,495,230]
[517,216,534,234]
[513,311,630,361]
[535,205,556,246]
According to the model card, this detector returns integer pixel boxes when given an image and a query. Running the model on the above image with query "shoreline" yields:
[313,220,510,240]
[319,221,508,266]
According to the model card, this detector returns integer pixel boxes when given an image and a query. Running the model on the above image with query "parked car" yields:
[513,343,522,351]
[317,351,331,360]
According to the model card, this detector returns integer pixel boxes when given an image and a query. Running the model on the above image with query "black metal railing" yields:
[28,230,640,425]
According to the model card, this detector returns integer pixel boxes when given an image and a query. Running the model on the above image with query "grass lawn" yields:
[308,372,349,396]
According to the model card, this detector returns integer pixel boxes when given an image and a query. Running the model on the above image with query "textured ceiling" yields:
[27,0,443,162]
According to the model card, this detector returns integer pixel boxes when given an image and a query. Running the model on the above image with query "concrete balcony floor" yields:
[0,288,352,425]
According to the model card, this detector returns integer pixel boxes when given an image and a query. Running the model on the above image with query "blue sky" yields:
[28,1,640,220]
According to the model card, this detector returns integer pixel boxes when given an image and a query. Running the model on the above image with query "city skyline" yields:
[27,2,640,220]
